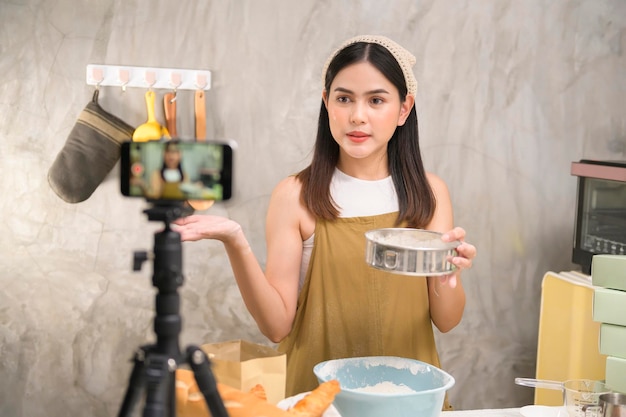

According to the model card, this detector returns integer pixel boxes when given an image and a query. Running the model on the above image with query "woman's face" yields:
[164,145,181,168]
[323,61,413,169]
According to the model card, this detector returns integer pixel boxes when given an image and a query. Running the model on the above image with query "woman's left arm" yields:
[425,174,477,333]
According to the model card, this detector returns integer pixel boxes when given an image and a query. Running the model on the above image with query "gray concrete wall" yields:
[1,0,625,415]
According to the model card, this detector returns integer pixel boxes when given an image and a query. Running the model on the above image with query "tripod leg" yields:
[117,347,149,417]
[142,351,175,417]
[186,345,229,417]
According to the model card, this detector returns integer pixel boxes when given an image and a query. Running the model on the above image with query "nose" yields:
[350,103,366,125]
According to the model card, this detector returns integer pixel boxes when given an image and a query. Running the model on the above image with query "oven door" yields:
[571,160,626,274]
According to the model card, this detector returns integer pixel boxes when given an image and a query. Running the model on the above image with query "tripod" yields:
[117,202,229,417]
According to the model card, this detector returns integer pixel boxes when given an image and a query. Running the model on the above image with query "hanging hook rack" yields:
[86,64,212,91]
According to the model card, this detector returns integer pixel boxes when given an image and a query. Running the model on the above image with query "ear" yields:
[397,94,415,126]
[322,89,329,108]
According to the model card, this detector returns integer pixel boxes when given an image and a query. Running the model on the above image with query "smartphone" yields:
[120,140,234,201]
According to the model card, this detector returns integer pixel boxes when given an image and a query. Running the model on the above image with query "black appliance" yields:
[571,159,626,274]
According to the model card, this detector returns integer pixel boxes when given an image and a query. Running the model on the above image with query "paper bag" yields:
[201,340,286,405]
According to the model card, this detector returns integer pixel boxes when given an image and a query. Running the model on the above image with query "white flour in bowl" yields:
[350,381,417,394]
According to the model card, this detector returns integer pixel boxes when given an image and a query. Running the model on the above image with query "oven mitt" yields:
[48,89,135,203]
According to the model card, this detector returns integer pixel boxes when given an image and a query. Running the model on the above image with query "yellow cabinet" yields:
[534,271,607,405]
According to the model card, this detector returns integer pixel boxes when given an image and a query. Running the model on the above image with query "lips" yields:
[347,131,370,143]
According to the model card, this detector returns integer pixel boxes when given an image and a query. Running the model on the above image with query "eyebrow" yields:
[333,87,390,95]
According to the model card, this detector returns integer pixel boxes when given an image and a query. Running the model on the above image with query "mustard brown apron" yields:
[161,180,185,200]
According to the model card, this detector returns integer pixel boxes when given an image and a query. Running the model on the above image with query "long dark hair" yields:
[296,41,436,228]
[160,141,184,182]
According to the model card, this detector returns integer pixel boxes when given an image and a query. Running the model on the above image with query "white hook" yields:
[92,68,104,90]
[170,72,182,89]
[119,69,130,92]
[170,72,182,102]
[145,70,156,90]
[196,73,208,90]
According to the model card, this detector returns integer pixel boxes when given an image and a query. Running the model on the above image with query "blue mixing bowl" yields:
[313,356,455,417]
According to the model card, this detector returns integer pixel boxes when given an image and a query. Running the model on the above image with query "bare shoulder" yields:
[271,175,303,200]
[268,175,315,239]
[267,176,303,229]
[425,171,453,231]
[425,172,450,198]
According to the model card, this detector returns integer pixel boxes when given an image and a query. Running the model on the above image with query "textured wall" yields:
[1,0,625,416]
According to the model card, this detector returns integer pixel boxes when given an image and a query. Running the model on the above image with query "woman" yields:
[146,141,188,200]
[174,35,477,403]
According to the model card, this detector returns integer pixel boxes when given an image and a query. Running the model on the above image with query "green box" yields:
[599,323,626,359]
[593,287,626,326]
[592,254,626,291]
[606,356,626,394]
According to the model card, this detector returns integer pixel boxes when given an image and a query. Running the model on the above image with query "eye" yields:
[370,97,384,105]
[336,96,350,104]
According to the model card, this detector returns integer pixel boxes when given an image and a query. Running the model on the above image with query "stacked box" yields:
[599,323,626,358]
[591,255,626,394]
[605,357,626,394]
[592,254,626,291]
[593,287,626,327]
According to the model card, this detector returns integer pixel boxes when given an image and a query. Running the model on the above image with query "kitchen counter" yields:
[443,408,521,416]
[443,406,565,417]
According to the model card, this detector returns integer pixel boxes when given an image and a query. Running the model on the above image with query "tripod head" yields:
[133,201,193,272]
[143,201,194,226]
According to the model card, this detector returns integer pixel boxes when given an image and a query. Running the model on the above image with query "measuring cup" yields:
[515,378,612,417]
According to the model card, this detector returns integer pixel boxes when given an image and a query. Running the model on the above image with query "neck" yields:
[337,154,389,180]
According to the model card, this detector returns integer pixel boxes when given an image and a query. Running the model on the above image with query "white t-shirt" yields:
[298,168,399,291]
[163,168,182,183]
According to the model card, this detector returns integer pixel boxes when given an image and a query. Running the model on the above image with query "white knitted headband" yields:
[321,35,418,96]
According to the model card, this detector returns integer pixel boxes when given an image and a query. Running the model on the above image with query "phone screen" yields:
[120,140,234,201]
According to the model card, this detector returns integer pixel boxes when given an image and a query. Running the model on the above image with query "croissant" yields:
[287,380,341,417]
[248,383,267,401]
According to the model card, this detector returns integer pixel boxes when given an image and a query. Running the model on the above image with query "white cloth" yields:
[298,168,398,291]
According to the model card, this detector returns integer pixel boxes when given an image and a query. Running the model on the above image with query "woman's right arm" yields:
[173,176,305,342]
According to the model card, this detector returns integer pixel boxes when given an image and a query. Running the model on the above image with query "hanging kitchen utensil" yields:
[195,90,206,140]
[164,92,177,137]
[133,90,170,142]
[188,89,214,211]
[48,89,135,203]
